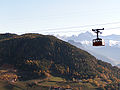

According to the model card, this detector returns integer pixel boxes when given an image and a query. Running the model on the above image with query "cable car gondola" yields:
[92,28,105,46]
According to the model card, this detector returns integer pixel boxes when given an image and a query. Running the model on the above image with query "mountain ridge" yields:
[0,33,119,84]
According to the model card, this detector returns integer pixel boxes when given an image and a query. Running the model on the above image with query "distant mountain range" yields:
[56,31,120,66]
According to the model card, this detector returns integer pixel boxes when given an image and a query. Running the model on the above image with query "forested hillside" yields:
[0,33,120,89]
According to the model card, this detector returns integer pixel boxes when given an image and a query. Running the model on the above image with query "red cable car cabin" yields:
[93,38,105,46]
[92,28,105,46]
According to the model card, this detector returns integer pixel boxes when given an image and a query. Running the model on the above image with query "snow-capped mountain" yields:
[64,31,120,47]
[56,31,120,66]
[65,31,93,42]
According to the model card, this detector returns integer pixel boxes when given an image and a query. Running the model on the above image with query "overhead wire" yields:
[31,21,120,33]
[106,27,120,30]
[44,27,120,34]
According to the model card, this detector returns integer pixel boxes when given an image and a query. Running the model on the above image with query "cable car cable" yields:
[31,21,120,32]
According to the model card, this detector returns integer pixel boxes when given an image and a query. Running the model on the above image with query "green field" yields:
[0,76,100,90]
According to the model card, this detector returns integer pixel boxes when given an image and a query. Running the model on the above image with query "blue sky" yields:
[0,0,120,36]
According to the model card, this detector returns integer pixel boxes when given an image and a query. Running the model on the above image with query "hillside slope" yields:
[0,33,119,83]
